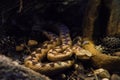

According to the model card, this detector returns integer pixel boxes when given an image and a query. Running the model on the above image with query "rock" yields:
[0,54,51,80]
[28,40,38,46]
[102,78,109,80]
[82,0,101,39]
[111,74,120,80]
[102,36,120,48]
[113,52,120,56]
[107,0,120,36]
[16,45,24,51]
[94,68,110,78]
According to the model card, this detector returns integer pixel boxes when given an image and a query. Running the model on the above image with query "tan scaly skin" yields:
[24,30,74,75]
[47,25,73,61]
[24,25,92,75]
[81,38,120,71]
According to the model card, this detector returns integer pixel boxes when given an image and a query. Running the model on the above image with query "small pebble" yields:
[94,68,110,78]
[84,77,95,80]
[61,74,66,79]
[12,61,19,65]
[28,40,38,46]
[113,52,120,56]
[102,78,109,80]
[111,74,120,80]
[74,64,79,69]
[74,63,84,71]
[16,45,24,51]
[20,44,25,47]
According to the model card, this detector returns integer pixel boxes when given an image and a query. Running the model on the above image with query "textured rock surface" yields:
[107,0,120,36]
[82,0,101,39]
[82,0,120,39]
[0,54,51,80]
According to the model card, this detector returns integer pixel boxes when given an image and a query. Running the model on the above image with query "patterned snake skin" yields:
[24,24,92,75]
[47,25,73,61]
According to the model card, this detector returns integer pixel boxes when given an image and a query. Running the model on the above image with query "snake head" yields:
[81,38,96,50]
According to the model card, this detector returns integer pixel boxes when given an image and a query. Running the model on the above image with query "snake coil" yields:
[24,24,92,75]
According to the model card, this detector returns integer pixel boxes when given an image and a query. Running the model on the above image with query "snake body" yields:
[24,24,92,75]
[47,25,73,61]
[24,26,74,74]
[24,31,59,64]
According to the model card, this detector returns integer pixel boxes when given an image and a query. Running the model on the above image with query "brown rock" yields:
[0,54,51,80]
[82,0,101,39]
[111,74,120,80]
[107,0,120,36]
[28,40,38,46]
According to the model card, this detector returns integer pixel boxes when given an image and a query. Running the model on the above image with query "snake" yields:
[24,24,92,75]
[47,25,73,61]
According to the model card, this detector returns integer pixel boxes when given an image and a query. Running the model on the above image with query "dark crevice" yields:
[93,0,110,39]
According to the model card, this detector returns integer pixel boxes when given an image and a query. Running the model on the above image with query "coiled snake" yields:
[24,24,92,75]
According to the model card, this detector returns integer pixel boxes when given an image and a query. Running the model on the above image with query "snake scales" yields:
[24,24,92,75]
